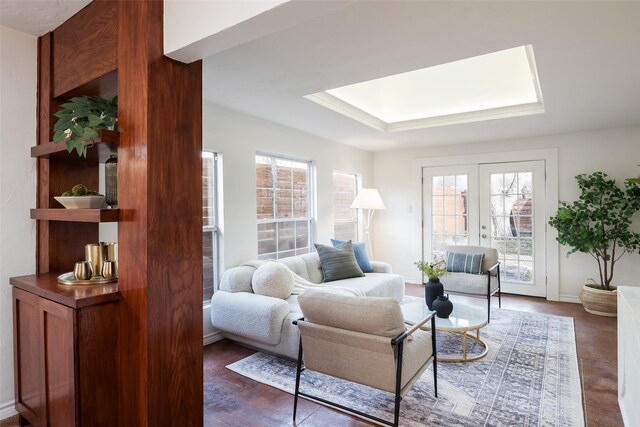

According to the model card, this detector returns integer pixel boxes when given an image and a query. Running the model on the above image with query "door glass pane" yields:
[488,171,535,284]
[431,174,468,258]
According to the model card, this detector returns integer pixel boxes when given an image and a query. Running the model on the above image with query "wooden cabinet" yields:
[12,274,118,427]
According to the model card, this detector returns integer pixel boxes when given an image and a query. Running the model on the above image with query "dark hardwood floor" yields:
[2,284,619,426]
[203,283,621,427]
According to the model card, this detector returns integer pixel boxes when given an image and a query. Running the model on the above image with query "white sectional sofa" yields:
[210,252,405,359]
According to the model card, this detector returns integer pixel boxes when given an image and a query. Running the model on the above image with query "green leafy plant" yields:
[626,164,640,185]
[415,259,449,280]
[548,172,640,290]
[53,96,118,157]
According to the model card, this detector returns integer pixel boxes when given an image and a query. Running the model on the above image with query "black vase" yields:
[424,278,444,310]
[433,294,454,319]
[105,155,118,208]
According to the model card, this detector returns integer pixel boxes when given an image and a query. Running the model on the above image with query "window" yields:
[203,151,220,303]
[333,171,359,241]
[256,154,312,260]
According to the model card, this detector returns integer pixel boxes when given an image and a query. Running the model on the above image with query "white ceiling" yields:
[202,1,640,152]
[0,0,91,36]
[3,1,638,152]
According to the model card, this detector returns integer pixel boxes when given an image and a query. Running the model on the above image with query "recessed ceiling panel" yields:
[306,45,544,132]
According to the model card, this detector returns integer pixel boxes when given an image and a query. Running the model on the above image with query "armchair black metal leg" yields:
[393,341,404,427]
[498,265,502,308]
[487,272,492,323]
[293,337,304,422]
[431,315,438,398]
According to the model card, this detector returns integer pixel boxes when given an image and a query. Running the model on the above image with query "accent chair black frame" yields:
[292,314,438,427]
[445,261,501,322]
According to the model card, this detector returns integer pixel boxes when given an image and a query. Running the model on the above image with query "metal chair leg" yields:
[487,295,491,323]
[293,337,304,422]
[498,265,502,309]
[393,341,404,427]
[431,315,438,398]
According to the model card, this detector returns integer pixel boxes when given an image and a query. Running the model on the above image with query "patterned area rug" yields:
[227,304,584,427]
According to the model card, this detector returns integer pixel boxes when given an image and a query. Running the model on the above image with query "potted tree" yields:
[548,172,640,316]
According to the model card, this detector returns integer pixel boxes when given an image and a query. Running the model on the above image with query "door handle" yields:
[482,234,487,239]
[481,225,487,230]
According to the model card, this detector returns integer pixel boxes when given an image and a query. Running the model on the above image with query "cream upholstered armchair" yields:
[293,290,437,427]
[442,245,501,319]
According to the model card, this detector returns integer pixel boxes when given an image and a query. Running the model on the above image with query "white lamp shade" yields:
[350,188,385,210]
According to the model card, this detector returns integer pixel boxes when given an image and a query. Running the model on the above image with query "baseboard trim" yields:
[204,331,223,346]
[559,295,581,304]
[0,400,17,421]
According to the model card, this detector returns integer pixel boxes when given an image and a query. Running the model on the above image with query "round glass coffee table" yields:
[402,300,489,363]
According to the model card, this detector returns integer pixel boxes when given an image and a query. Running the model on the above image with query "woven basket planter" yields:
[579,284,617,317]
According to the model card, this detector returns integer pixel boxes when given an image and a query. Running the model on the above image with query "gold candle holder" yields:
[102,242,118,262]
[102,260,118,279]
[85,243,107,278]
[73,261,93,280]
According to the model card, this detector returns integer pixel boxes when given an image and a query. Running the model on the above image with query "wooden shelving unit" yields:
[12,5,122,423]
[12,2,203,425]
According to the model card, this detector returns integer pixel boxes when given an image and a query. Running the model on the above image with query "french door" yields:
[423,160,547,297]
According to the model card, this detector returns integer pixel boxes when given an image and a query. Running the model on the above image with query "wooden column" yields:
[118,1,203,425]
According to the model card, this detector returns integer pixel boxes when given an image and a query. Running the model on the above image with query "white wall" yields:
[0,25,37,419]
[373,125,640,300]
[201,101,373,342]
[203,101,374,269]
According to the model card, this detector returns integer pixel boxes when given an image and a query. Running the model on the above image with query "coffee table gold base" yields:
[438,329,488,363]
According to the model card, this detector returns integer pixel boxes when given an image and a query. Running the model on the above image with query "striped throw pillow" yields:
[446,252,485,275]
[315,241,365,282]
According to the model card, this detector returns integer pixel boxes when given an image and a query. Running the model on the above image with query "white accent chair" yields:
[442,245,501,320]
[293,290,437,427]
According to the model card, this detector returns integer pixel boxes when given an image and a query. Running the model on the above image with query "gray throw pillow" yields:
[446,251,485,274]
[314,241,365,282]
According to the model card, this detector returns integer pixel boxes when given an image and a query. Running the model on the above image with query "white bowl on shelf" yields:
[54,196,107,209]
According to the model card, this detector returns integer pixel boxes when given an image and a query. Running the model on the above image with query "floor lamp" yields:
[350,189,385,259]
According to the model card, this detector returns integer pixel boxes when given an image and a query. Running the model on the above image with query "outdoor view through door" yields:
[424,161,546,297]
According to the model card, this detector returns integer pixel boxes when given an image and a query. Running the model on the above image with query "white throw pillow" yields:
[252,262,295,299]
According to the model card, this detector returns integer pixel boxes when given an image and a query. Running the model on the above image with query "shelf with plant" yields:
[31,96,120,224]
[32,129,118,162]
